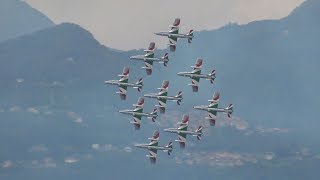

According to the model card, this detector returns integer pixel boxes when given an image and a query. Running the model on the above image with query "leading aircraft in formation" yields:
[134,131,173,164]
[177,58,216,92]
[144,80,183,113]
[164,115,203,148]
[119,97,158,129]
[130,42,169,75]
[193,92,234,126]
[155,18,194,52]
[104,67,143,100]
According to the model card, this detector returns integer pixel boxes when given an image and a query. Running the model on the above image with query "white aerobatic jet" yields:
[104,67,143,100]
[164,115,203,148]
[130,42,169,75]
[177,58,216,92]
[193,92,233,126]
[134,131,173,164]
[155,18,194,51]
[144,80,183,113]
[119,97,158,129]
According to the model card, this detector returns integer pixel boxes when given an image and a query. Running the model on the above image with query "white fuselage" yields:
[104,80,142,88]
[118,110,157,118]
[164,128,201,136]
[130,55,163,62]
[155,32,192,39]
[177,72,212,79]
[134,144,172,151]
[144,93,182,101]
[193,105,231,113]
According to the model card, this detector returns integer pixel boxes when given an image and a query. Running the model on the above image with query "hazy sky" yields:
[25,0,304,50]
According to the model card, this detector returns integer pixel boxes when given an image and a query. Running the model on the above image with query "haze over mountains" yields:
[0,0,54,42]
[0,0,319,179]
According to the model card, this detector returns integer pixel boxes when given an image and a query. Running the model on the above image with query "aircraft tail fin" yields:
[195,126,203,140]
[165,142,173,155]
[133,97,144,108]
[208,92,220,104]
[161,53,169,66]
[208,70,216,84]
[148,130,160,142]
[149,108,158,122]
[187,30,194,43]
[173,18,180,27]
[118,67,129,77]
[175,91,183,105]
[191,58,203,69]
[144,42,156,52]
[134,78,143,92]
[225,104,234,118]
[158,80,169,92]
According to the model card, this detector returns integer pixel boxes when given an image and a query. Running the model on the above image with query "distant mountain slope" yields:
[0,0,54,42]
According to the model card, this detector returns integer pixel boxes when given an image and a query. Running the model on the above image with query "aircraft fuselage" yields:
[134,144,172,151]
[119,110,157,118]
[193,105,232,113]
[130,55,163,62]
[177,72,213,79]
[163,128,201,136]
[144,93,182,101]
[104,80,142,88]
[154,32,192,39]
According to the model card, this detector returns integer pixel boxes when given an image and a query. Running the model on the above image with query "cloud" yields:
[264,152,276,160]
[177,151,258,167]
[91,144,117,152]
[254,127,291,134]
[64,156,79,164]
[32,158,56,168]
[67,111,83,123]
[1,160,13,168]
[123,146,132,153]
[27,107,40,114]
[9,106,21,113]
[16,78,24,83]
[29,144,48,153]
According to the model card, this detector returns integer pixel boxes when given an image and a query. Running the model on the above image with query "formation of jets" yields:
[104,18,235,163]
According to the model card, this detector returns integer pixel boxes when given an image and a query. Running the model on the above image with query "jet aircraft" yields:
[155,18,194,51]
[134,131,173,164]
[164,115,203,148]
[193,92,233,126]
[144,80,183,113]
[177,58,216,92]
[130,42,169,75]
[104,67,143,100]
[119,97,158,129]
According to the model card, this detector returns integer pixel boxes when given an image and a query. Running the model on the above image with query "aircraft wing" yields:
[144,60,154,75]
[132,115,142,130]
[148,149,157,164]
[118,84,128,100]
[177,132,187,148]
[190,76,200,92]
